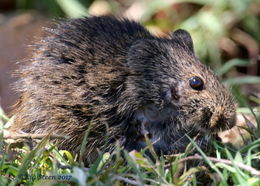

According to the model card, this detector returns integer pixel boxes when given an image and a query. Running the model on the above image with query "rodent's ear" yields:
[170,29,194,53]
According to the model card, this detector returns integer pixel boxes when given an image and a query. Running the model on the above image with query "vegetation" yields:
[0,0,259,185]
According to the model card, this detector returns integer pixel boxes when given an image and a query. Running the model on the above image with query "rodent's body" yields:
[11,16,236,163]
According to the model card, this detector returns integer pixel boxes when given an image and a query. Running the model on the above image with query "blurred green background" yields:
[0,0,259,112]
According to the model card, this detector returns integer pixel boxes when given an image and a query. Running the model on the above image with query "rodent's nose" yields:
[211,114,225,127]
[210,112,236,132]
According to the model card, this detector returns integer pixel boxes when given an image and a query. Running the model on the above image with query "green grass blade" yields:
[217,59,249,76]
[186,135,225,181]
[55,0,88,18]
[224,76,260,85]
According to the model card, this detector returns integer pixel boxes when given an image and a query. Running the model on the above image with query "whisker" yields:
[171,129,193,148]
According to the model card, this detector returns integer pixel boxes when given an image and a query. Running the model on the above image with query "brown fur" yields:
[10,16,236,164]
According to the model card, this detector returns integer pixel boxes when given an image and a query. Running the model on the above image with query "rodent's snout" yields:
[209,106,236,133]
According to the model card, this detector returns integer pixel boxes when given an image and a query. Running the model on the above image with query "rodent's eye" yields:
[189,76,204,91]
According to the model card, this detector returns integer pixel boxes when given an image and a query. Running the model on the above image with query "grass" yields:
[0,106,260,185]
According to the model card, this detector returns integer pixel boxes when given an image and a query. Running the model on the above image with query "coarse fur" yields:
[11,16,236,164]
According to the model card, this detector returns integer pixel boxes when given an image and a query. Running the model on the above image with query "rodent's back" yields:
[47,16,152,62]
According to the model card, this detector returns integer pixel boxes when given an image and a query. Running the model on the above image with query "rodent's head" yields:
[124,29,236,153]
